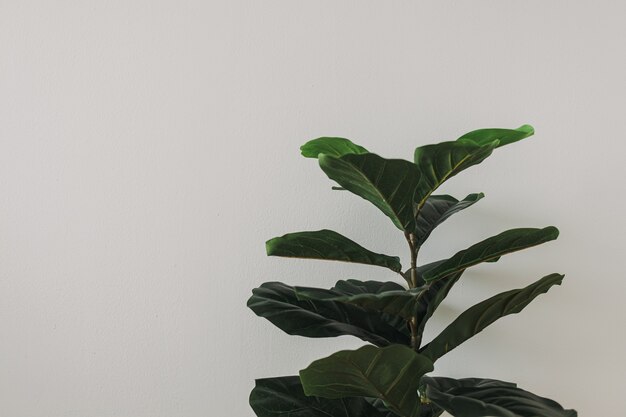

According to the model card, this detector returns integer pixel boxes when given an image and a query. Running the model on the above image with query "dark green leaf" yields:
[421,376,517,392]
[295,285,428,320]
[300,344,434,417]
[295,276,465,347]
[420,273,564,361]
[319,153,422,231]
[333,279,406,294]
[424,376,577,417]
[457,125,535,148]
[301,137,369,158]
[250,376,396,417]
[415,193,484,246]
[266,229,402,273]
[413,141,498,211]
[421,227,560,282]
[247,282,410,346]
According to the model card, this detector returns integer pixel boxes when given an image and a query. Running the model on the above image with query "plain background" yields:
[1,1,624,416]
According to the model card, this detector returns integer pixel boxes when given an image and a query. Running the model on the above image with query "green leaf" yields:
[333,279,407,295]
[295,285,428,320]
[457,124,535,148]
[421,376,517,392]
[247,282,410,346]
[250,376,396,417]
[415,193,484,246]
[421,227,560,282]
[266,229,402,273]
[295,277,466,347]
[420,273,564,362]
[319,153,422,231]
[300,344,434,417]
[301,137,369,158]
[412,126,534,213]
[413,141,498,211]
[424,376,577,417]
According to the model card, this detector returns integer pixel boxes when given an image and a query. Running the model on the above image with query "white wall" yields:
[1,1,624,416]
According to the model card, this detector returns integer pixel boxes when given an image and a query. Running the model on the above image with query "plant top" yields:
[248,125,577,417]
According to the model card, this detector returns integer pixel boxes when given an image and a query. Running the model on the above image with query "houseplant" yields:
[247,125,577,417]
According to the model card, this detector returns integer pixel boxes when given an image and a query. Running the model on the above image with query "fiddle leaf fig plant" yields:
[247,125,577,417]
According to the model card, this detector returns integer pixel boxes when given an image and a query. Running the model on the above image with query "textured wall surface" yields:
[1,1,624,416]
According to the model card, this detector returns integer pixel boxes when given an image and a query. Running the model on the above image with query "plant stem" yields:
[404,232,419,288]
[405,232,420,350]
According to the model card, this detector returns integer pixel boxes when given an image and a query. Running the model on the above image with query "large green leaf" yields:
[424,376,577,417]
[421,376,517,392]
[266,229,402,273]
[301,137,369,158]
[421,227,560,282]
[295,285,428,320]
[250,376,396,417]
[295,273,465,345]
[300,344,434,417]
[333,278,407,295]
[247,282,410,346]
[319,153,422,231]
[414,193,484,246]
[457,125,535,148]
[420,273,564,361]
[413,141,498,211]
[411,125,533,213]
